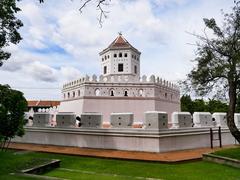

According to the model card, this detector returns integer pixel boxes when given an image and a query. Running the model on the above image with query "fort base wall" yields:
[13,127,236,153]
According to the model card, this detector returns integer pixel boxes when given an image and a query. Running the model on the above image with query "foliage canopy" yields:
[0,84,27,150]
[0,0,23,66]
[187,1,240,142]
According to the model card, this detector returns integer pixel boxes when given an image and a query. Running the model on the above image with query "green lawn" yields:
[213,146,240,160]
[0,150,240,180]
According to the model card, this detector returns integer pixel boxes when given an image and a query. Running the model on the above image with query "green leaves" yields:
[0,0,23,66]
[0,84,27,147]
[188,1,240,143]
[180,95,228,114]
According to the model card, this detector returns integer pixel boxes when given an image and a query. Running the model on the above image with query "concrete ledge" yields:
[203,153,240,169]
[21,159,61,174]
[13,127,236,153]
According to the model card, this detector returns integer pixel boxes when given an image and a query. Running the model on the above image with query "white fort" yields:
[18,34,238,153]
[59,34,180,123]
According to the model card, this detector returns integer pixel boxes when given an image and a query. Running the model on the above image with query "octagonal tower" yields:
[99,33,141,79]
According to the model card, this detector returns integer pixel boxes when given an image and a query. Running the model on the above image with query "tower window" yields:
[124,90,128,97]
[78,90,80,96]
[110,89,114,96]
[102,58,104,61]
[119,52,122,57]
[108,55,110,59]
[114,54,117,58]
[73,91,75,98]
[104,55,107,60]
[104,66,107,74]
[134,65,137,74]
[68,92,70,98]
[118,64,123,72]
[95,89,100,96]
[124,53,128,57]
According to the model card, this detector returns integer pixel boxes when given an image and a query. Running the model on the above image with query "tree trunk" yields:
[5,138,11,152]
[228,80,240,143]
[1,139,6,151]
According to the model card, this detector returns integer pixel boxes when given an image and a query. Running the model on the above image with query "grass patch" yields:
[0,150,240,179]
[0,150,51,179]
[213,146,240,160]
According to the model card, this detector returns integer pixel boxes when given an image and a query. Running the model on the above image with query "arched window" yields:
[110,89,115,96]
[124,90,128,97]
[124,53,127,57]
[63,93,66,99]
[73,91,75,98]
[68,92,70,98]
[95,89,100,96]
[139,89,143,97]
[165,93,168,99]
[119,52,122,57]
[114,53,117,58]
[78,90,81,96]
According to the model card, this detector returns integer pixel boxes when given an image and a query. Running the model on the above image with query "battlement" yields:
[62,74,179,91]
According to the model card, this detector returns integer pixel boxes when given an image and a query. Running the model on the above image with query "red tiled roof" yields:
[100,33,140,54]
[27,100,60,107]
[108,34,133,48]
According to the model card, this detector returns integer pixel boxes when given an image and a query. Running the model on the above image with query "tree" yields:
[180,95,194,114]
[193,99,206,112]
[236,94,240,112]
[188,1,240,143]
[206,99,228,113]
[0,85,27,151]
[0,0,23,66]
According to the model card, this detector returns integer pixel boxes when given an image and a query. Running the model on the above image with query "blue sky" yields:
[0,0,233,100]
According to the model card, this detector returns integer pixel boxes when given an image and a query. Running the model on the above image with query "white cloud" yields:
[0,0,235,99]
[60,66,82,82]
[24,61,57,82]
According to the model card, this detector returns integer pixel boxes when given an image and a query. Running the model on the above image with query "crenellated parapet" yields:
[63,74,179,91]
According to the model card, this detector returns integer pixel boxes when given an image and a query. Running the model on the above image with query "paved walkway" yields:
[9,143,235,163]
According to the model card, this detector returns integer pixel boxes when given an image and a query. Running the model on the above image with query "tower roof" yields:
[100,33,140,55]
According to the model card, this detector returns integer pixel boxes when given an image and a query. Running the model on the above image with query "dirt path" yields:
[9,142,235,163]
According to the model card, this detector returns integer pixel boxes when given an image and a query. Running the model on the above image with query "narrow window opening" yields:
[119,52,122,57]
[114,54,117,58]
[124,53,127,57]
[124,90,128,96]
[118,64,123,72]
[110,90,114,96]
[134,65,137,74]
[104,66,107,74]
